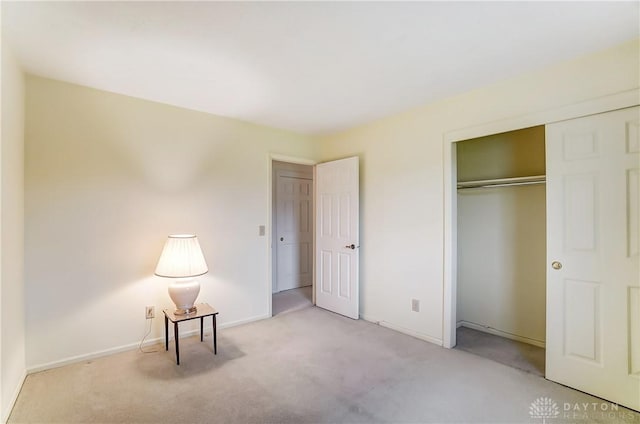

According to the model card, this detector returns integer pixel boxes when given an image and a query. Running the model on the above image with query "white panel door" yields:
[315,157,359,319]
[276,171,313,292]
[546,106,640,411]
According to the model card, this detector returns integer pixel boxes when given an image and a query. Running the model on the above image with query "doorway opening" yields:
[453,126,547,376]
[271,160,314,316]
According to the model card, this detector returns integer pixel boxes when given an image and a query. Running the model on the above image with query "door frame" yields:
[268,154,318,317]
[272,165,313,294]
[442,89,640,349]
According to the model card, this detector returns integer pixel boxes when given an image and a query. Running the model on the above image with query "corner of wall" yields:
[0,38,27,423]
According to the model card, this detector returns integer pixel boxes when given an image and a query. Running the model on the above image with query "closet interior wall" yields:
[456,126,547,347]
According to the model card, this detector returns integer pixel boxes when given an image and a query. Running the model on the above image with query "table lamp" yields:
[155,234,208,315]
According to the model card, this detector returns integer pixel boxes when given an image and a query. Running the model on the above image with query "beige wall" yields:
[14,36,640,372]
[457,186,546,344]
[456,126,545,181]
[1,41,26,421]
[316,39,640,344]
[24,76,317,369]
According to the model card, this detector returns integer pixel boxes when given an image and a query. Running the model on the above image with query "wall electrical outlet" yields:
[411,299,420,312]
[145,306,155,319]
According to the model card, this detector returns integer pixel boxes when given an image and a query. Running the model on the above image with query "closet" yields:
[455,125,546,375]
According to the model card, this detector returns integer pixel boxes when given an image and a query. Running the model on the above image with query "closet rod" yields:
[457,175,546,190]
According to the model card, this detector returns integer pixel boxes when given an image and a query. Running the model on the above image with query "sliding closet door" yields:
[546,106,639,411]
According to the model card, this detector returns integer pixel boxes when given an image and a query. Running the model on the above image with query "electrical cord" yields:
[139,317,159,354]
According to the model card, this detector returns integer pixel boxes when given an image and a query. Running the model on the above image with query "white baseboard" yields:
[2,369,26,424]
[458,320,546,348]
[219,313,270,329]
[27,313,270,374]
[27,338,159,374]
[360,314,443,347]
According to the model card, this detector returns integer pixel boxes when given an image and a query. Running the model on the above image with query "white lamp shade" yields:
[155,234,208,278]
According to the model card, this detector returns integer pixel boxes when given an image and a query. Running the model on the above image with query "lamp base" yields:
[174,306,197,315]
[168,278,201,316]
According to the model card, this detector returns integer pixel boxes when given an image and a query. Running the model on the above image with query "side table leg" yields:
[174,322,180,365]
[213,314,217,354]
[164,315,168,351]
[200,317,204,342]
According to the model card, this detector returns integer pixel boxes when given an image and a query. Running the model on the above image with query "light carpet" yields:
[455,326,545,377]
[272,286,312,316]
[9,306,639,423]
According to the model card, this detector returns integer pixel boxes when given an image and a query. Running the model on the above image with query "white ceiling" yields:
[3,1,638,135]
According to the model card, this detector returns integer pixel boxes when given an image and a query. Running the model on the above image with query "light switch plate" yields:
[411,299,420,312]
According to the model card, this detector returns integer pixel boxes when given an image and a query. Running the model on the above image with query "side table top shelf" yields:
[163,303,218,322]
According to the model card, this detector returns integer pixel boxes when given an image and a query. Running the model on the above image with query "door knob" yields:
[280,237,284,242]
[345,244,356,250]
[552,261,562,270]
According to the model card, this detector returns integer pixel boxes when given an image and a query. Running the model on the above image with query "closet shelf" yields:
[457,175,546,190]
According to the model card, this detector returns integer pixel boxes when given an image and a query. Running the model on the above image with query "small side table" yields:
[163,303,219,365]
